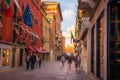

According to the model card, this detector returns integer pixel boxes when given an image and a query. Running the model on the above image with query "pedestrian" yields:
[25,54,30,70]
[67,56,72,67]
[36,55,42,68]
[38,57,42,68]
[30,53,36,69]
[74,54,81,70]
[61,55,66,66]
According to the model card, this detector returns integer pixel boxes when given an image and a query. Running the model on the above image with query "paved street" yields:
[0,61,91,80]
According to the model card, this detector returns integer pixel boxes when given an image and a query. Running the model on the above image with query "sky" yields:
[59,0,77,32]
[58,0,77,46]
[43,0,78,32]
[43,0,78,46]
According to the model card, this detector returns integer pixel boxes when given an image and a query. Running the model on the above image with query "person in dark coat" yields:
[74,55,81,70]
[36,55,42,68]
[25,54,30,70]
[30,53,36,69]
[68,56,72,67]
[38,57,42,68]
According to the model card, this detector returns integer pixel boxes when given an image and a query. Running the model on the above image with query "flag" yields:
[3,7,12,17]
[70,31,74,44]
[14,0,22,12]
[3,0,12,17]
[23,4,32,27]
[5,0,10,8]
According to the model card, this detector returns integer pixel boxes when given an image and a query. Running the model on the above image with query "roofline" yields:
[42,1,63,21]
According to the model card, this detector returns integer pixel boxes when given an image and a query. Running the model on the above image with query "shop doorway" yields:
[19,49,23,67]
[91,25,95,75]
[108,0,120,79]
[12,48,15,67]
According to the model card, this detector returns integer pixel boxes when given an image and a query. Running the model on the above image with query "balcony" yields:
[78,0,100,16]
[77,17,89,40]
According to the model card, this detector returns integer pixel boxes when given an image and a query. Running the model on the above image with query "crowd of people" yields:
[25,53,81,70]
[25,53,42,70]
[60,54,81,70]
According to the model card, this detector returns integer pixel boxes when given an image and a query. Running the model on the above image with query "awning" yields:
[34,48,44,54]
[28,46,36,52]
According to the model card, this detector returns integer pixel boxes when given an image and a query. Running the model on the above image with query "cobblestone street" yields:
[0,61,91,80]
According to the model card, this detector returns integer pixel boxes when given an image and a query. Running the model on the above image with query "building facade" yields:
[76,0,120,80]
[41,5,51,60]
[0,0,43,69]
[42,1,63,60]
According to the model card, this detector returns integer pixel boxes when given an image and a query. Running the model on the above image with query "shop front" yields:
[0,43,12,69]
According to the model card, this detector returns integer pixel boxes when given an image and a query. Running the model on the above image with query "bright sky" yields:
[43,0,78,32]
[58,0,77,32]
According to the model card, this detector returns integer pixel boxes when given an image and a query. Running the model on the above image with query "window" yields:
[110,7,115,20]
[110,41,115,48]
[110,23,115,36]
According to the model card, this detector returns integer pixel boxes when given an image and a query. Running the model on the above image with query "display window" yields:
[2,49,10,66]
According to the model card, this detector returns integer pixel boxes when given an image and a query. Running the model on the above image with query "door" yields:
[108,0,120,79]
[19,49,23,66]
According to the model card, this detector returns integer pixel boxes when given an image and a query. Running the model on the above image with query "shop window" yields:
[2,49,10,66]
[110,41,115,48]
[110,23,115,36]
[110,7,115,20]
[109,1,120,79]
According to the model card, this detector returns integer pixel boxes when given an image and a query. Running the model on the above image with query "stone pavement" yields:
[0,61,91,80]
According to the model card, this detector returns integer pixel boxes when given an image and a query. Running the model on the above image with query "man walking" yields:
[30,53,36,69]
[25,54,30,70]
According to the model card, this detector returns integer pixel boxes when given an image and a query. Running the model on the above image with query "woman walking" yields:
[61,55,66,66]
[74,54,81,70]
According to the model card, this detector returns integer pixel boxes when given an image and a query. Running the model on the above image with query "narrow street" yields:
[0,61,91,80]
